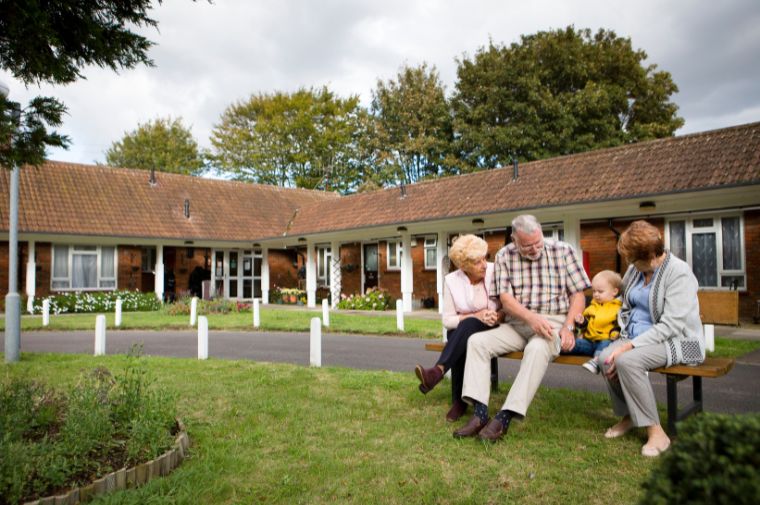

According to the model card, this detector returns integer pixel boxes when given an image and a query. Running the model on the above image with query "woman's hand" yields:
[604,340,634,379]
[477,309,499,326]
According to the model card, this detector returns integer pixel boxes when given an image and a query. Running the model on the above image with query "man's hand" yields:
[559,326,575,352]
[527,312,554,339]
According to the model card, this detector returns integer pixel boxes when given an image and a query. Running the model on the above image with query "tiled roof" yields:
[287,121,760,235]
[0,162,338,241]
[1,122,759,242]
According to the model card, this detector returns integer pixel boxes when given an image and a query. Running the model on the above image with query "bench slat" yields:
[423,342,734,378]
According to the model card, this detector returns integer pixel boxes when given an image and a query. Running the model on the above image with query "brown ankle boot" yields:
[415,365,443,394]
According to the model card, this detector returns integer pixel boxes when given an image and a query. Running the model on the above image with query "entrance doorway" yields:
[363,244,378,292]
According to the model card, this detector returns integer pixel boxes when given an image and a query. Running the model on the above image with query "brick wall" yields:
[269,249,298,289]
[580,218,665,279]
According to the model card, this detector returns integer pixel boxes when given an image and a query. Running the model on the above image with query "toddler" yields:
[572,270,623,374]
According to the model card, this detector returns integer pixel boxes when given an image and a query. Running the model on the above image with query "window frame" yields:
[386,240,402,271]
[664,213,746,290]
[50,245,118,291]
[423,236,437,270]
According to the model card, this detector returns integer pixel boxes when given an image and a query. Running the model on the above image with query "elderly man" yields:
[454,214,590,441]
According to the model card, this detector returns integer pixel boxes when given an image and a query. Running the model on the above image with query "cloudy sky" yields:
[4,0,759,166]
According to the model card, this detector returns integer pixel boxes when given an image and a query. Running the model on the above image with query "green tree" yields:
[451,27,684,169]
[210,87,371,193]
[105,117,205,175]
[0,0,171,167]
[371,63,456,184]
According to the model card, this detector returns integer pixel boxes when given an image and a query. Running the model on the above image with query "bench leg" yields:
[665,374,704,437]
[490,357,499,392]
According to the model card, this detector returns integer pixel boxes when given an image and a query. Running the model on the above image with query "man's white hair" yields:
[511,214,542,236]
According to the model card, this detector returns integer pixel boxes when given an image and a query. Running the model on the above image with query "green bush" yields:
[0,349,177,504]
[162,296,248,316]
[29,290,162,315]
[337,288,393,311]
[639,413,760,505]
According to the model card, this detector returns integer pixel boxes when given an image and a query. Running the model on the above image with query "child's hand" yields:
[574,314,585,325]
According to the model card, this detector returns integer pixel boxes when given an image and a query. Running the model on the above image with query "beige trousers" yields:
[461,314,564,417]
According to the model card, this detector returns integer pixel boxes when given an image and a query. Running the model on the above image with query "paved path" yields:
[15,329,760,415]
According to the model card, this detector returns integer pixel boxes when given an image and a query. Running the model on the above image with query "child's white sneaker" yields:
[582,359,600,374]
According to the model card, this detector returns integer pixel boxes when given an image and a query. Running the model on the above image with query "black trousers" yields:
[436,318,493,404]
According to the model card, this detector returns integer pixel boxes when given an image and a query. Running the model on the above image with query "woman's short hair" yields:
[617,220,664,263]
[449,234,488,269]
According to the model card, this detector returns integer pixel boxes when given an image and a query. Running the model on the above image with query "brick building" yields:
[2,122,759,320]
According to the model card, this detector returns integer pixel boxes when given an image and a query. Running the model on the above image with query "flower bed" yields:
[337,288,393,311]
[0,348,178,504]
[29,291,161,315]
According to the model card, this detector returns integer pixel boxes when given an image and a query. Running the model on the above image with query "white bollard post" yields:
[115,298,122,327]
[190,296,198,326]
[253,298,260,328]
[94,314,106,356]
[396,299,404,332]
[310,317,322,367]
[198,316,209,360]
[27,295,34,314]
[322,298,329,327]
[42,298,50,326]
[704,324,715,353]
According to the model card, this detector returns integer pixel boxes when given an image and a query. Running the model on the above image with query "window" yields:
[387,241,402,270]
[543,227,564,241]
[424,237,437,269]
[666,215,745,289]
[50,245,117,291]
[141,247,156,273]
[317,246,332,285]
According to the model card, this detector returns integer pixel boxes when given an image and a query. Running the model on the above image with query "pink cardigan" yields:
[441,263,500,329]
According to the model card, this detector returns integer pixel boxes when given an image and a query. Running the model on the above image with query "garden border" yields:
[23,419,190,505]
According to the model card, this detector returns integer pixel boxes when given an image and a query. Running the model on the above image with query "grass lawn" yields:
[3,353,660,504]
[4,308,759,359]
[5,308,444,339]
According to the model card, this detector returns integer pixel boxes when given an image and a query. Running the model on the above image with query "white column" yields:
[154,244,165,301]
[25,240,36,299]
[400,232,413,312]
[435,231,448,314]
[309,317,322,367]
[306,241,317,308]
[329,240,341,308]
[94,315,106,356]
[261,247,270,305]
[562,216,582,256]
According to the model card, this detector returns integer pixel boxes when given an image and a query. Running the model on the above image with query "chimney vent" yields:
[512,158,519,180]
[184,199,190,218]
[149,167,157,186]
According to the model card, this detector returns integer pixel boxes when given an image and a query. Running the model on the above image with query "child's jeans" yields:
[565,338,612,358]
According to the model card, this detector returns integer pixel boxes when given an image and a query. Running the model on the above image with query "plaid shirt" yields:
[491,239,590,315]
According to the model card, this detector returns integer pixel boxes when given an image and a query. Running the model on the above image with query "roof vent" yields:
[149,167,157,186]
[512,158,518,180]
[399,180,407,198]
[183,199,190,218]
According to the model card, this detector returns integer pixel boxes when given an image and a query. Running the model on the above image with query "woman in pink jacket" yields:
[415,234,503,422]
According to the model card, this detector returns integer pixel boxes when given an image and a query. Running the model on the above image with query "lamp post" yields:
[2,79,21,363]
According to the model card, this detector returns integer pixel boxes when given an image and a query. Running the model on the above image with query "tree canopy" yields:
[209,87,371,193]
[451,26,684,169]
[370,63,456,184]
[0,0,170,168]
[105,117,205,175]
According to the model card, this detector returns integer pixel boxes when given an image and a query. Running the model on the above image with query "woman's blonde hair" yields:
[449,234,488,269]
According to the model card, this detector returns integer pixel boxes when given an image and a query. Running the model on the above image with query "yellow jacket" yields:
[581,299,622,341]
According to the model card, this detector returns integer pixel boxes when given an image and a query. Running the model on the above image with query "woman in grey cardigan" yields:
[599,220,704,457]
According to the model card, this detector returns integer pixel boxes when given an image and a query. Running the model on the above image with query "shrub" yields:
[30,290,161,315]
[0,348,177,504]
[639,413,760,505]
[162,296,247,316]
[337,288,393,311]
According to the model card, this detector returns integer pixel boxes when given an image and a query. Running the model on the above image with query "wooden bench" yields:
[424,342,735,436]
